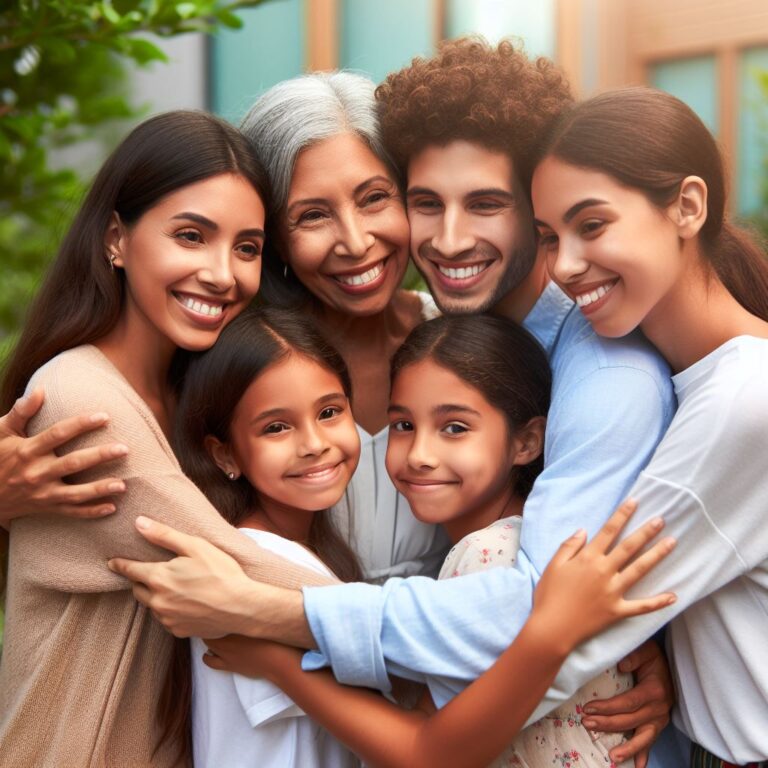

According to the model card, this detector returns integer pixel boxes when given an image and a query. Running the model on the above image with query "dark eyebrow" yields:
[172,212,217,229]
[406,186,437,198]
[432,404,481,417]
[387,404,411,415]
[466,188,515,202]
[563,198,608,223]
[315,392,346,406]
[354,175,395,196]
[171,213,264,240]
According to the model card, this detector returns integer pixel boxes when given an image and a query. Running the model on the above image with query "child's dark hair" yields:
[160,305,362,762]
[391,314,551,498]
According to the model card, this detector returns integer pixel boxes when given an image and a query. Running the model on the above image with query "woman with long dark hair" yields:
[530,87,768,766]
[0,111,333,766]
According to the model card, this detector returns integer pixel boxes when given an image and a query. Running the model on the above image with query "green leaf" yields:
[215,8,243,28]
[100,2,122,24]
[42,38,77,64]
[124,37,168,65]
[175,2,197,19]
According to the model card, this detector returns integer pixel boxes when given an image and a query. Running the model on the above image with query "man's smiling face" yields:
[406,140,538,315]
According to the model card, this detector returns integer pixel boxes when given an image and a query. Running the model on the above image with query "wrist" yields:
[236,581,313,648]
[520,612,574,663]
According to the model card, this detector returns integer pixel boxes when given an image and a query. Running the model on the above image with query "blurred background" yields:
[1,0,767,358]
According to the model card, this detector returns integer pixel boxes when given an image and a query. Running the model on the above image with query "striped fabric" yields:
[691,743,768,768]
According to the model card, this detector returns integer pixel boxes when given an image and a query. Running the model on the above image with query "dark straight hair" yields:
[391,314,552,498]
[539,86,768,321]
[160,304,362,761]
[1,110,271,411]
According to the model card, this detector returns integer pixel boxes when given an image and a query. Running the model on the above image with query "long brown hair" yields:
[391,314,551,498]
[0,110,270,412]
[158,304,363,763]
[539,86,768,321]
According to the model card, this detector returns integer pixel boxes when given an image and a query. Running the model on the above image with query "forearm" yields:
[272,616,567,768]
[234,581,315,649]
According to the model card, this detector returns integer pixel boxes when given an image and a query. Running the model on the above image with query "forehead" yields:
[392,359,487,410]
[407,140,516,194]
[289,133,390,193]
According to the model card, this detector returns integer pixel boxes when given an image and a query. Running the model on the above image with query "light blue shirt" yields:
[302,283,675,710]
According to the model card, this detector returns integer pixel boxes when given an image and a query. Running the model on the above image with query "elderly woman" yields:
[236,72,449,581]
[0,73,448,583]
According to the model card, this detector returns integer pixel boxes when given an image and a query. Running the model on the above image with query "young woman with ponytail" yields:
[532,86,768,767]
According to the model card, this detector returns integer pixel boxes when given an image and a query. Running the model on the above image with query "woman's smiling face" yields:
[280,133,410,316]
[111,172,266,352]
[532,156,685,338]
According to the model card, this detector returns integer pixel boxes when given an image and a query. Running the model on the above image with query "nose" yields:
[431,206,475,258]
[297,420,330,458]
[548,235,589,286]
[335,209,376,260]
[197,247,236,293]
[406,429,438,471]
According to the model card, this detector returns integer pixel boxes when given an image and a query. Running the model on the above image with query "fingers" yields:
[23,411,113,458]
[4,389,45,435]
[548,528,587,567]
[131,516,200,557]
[608,724,659,765]
[203,652,226,671]
[588,499,638,554]
[617,534,676,593]
[43,443,129,482]
[108,556,162,586]
[51,501,118,518]
[606,513,665,571]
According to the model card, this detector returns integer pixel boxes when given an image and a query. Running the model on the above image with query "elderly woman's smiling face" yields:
[280,133,410,317]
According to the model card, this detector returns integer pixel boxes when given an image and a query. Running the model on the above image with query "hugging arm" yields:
[0,389,128,527]
[204,503,675,768]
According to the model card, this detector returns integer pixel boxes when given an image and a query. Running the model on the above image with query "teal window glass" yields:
[737,47,768,215]
[210,0,305,122]
[651,55,718,135]
[339,0,434,84]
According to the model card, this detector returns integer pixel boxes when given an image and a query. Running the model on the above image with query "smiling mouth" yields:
[287,463,343,482]
[435,262,492,280]
[573,279,619,309]
[173,292,226,317]
[333,259,386,287]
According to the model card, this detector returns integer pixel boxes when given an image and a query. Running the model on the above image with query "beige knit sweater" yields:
[0,346,337,767]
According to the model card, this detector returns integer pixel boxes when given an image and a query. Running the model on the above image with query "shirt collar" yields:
[522,282,574,356]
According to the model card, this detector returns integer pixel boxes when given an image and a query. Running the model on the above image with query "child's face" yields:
[385,359,522,538]
[225,354,360,514]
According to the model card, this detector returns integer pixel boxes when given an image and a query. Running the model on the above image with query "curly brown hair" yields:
[376,36,573,190]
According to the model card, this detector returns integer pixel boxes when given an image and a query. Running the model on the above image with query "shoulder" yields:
[553,310,674,407]
[439,517,522,579]
[238,529,334,578]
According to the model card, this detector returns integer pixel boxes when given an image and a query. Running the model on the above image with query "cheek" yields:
[286,230,331,276]
[385,435,406,476]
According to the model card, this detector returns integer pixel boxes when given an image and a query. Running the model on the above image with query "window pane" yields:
[737,47,768,216]
[651,55,718,135]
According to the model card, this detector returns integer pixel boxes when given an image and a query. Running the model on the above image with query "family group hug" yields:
[0,35,767,768]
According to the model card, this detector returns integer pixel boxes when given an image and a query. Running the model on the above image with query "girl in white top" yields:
[171,305,363,768]
[530,87,768,766]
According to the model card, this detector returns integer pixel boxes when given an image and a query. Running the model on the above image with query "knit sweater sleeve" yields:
[12,347,337,593]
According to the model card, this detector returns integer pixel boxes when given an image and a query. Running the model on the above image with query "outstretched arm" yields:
[202,502,676,768]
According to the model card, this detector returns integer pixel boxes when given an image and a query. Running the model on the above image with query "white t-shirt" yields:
[191,528,359,768]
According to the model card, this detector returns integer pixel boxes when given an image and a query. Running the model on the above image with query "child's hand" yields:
[204,636,303,681]
[532,500,676,653]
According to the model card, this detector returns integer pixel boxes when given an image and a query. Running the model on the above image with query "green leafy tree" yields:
[0,0,266,361]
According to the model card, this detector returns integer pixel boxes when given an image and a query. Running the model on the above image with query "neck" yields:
[241,496,316,543]
[312,289,416,353]
[493,253,550,324]
[95,311,177,431]
[640,248,768,373]
[442,487,524,545]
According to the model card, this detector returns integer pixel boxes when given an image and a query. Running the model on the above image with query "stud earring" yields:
[106,250,117,271]
[283,263,288,279]
[227,471,235,480]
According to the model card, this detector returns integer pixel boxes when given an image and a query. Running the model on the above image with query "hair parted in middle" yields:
[376,36,574,191]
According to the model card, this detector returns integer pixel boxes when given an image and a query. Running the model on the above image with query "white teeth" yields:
[180,296,223,317]
[437,263,488,280]
[336,261,384,286]
[575,282,616,308]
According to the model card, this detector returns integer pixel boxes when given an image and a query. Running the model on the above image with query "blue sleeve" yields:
[303,365,673,706]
